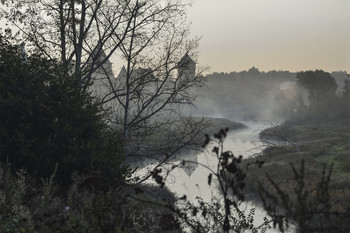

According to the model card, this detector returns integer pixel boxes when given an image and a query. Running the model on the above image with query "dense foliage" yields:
[0,37,125,185]
[295,70,341,119]
[0,37,181,233]
[343,79,350,115]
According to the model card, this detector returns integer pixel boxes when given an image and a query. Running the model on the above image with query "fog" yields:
[188,68,350,124]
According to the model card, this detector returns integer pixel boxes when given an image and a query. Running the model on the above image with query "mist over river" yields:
[132,121,295,232]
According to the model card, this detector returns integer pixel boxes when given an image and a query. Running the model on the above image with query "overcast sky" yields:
[187,0,350,73]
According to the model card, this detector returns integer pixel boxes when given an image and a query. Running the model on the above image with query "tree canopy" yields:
[295,70,339,119]
[0,0,206,158]
[0,37,125,184]
[296,70,337,103]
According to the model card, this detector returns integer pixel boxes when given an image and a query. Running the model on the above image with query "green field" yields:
[243,118,350,212]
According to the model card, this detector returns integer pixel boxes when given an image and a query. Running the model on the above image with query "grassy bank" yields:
[242,118,350,212]
[199,116,247,134]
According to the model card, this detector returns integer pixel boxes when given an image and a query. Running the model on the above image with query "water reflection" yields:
[134,123,295,232]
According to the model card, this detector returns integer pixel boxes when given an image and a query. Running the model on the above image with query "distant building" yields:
[178,53,196,80]
[115,66,155,89]
[89,52,196,120]
[87,46,118,116]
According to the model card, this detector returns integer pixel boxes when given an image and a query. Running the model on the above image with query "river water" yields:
[133,122,295,232]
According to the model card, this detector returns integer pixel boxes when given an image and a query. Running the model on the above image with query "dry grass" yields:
[243,118,350,213]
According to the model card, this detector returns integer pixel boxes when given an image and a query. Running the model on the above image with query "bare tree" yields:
[0,0,135,83]
[88,1,207,156]
[1,0,207,157]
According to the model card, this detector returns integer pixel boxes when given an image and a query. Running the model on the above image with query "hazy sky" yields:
[187,0,350,73]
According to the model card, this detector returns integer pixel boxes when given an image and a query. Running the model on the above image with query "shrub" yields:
[0,36,126,185]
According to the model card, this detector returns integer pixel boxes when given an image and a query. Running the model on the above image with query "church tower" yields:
[88,44,117,114]
[178,53,196,80]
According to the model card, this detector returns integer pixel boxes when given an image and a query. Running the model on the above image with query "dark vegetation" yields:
[243,119,350,232]
[0,37,126,185]
[194,67,296,121]
[0,37,179,233]
[1,0,350,231]
[242,70,350,232]
[1,23,350,233]
[195,67,349,122]
[248,119,350,208]
[1,36,350,232]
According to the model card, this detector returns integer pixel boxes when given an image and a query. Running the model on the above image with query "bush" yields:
[0,36,125,185]
[0,163,128,233]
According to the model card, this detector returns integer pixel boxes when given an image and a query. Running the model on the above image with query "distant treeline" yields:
[205,67,295,82]
[205,67,349,86]
[192,67,349,122]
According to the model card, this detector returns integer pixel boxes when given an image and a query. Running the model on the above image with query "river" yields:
[133,122,295,232]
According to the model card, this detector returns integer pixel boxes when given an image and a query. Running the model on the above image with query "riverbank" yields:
[125,116,246,165]
[198,116,247,133]
[185,116,247,146]
[242,118,350,213]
